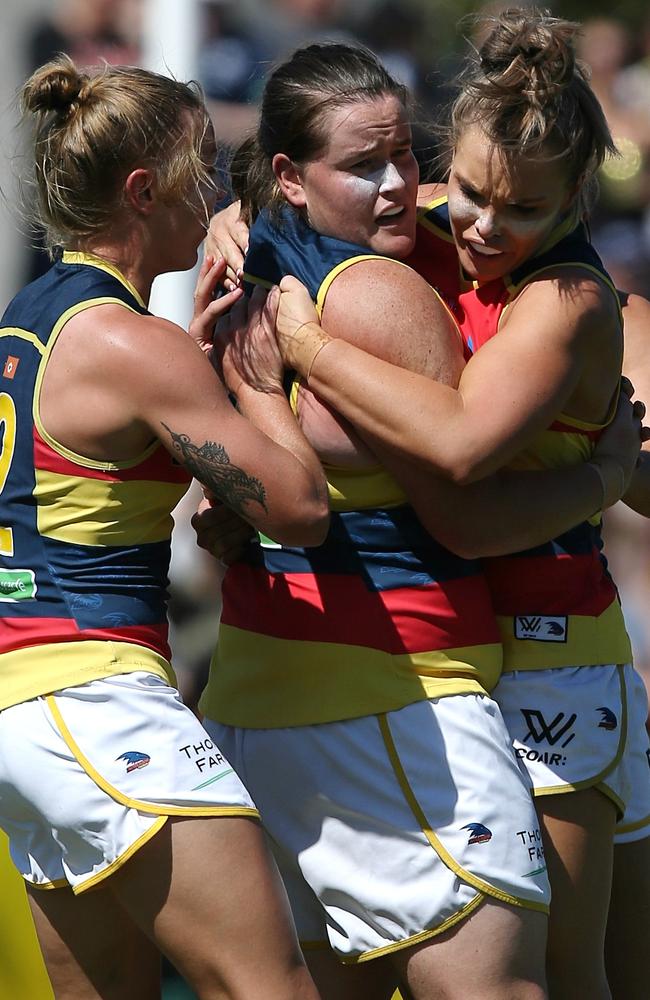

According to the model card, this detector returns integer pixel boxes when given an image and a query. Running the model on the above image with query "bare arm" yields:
[276,270,623,484]
[621,291,650,516]
[372,387,641,558]
[41,302,329,547]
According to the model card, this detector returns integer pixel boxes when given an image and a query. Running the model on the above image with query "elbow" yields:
[426,520,485,560]
[423,449,487,488]
[270,496,330,548]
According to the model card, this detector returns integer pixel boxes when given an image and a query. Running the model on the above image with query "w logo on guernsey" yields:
[462,823,492,845]
[514,615,568,642]
[116,751,151,772]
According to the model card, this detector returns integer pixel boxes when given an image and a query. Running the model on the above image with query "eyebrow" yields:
[456,173,548,206]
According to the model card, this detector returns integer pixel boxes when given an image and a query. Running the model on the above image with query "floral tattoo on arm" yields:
[162,424,268,515]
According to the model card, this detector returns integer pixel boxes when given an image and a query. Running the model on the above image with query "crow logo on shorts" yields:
[597,707,617,731]
[462,823,492,845]
[116,751,151,772]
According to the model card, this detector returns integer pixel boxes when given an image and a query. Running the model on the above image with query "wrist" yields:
[290,322,332,379]
[587,456,627,510]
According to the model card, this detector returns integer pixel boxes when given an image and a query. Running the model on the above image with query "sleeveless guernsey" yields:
[408,197,632,672]
[200,209,503,727]
[0,252,191,708]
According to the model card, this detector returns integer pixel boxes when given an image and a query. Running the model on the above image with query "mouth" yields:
[465,240,503,257]
[376,206,407,225]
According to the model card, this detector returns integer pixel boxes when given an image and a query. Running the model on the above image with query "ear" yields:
[124,168,156,215]
[561,172,585,214]
[272,153,307,209]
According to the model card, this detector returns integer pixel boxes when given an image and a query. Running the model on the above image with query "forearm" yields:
[235,385,329,543]
[451,464,607,557]
[623,450,650,516]
[377,447,609,559]
[297,331,468,478]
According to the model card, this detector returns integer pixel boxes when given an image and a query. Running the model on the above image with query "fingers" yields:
[620,375,635,399]
[191,503,254,561]
[194,255,227,311]
[633,399,646,420]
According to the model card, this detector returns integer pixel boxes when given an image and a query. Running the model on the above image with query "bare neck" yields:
[73,224,157,305]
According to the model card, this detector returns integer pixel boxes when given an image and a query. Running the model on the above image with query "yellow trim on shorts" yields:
[615,814,650,835]
[338,893,485,964]
[74,816,168,894]
[26,877,69,891]
[378,714,550,915]
[45,695,260,821]
[527,665,628,808]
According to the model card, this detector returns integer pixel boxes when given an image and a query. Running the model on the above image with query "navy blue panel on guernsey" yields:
[2,536,171,627]
[244,508,482,591]
[1,259,147,338]
[509,222,606,286]
[245,207,387,298]
[497,520,608,562]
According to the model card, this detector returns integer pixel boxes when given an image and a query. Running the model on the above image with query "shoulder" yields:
[323,256,450,328]
[505,266,621,351]
[417,182,447,207]
[60,303,216,394]
[322,258,463,383]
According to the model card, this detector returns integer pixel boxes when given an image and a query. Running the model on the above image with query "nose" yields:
[378,161,406,194]
[475,208,500,238]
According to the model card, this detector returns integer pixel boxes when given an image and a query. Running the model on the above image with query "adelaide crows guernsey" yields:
[408,197,631,672]
[0,252,191,709]
[200,209,502,728]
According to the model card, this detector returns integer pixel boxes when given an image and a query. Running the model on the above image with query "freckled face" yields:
[294,94,420,259]
[447,125,577,281]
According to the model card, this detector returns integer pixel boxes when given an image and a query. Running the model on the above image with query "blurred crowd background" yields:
[2,1,650,995]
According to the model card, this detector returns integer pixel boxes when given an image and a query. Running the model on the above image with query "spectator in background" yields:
[24,0,143,282]
[198,0,356,147]
[577,17,650,297]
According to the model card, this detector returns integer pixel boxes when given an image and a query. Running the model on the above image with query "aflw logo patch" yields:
[514,615,567,642]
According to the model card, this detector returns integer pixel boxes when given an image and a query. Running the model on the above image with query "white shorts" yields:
[493,663,650,844]
[205,694,550,963]
[0,672,257,893]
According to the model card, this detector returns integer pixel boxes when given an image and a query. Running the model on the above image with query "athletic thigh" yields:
[605,835,650,1000]
[109,815,318,1000]
[390,898,547,1000]
[28,883,161,1000]
[537,788,616,1000]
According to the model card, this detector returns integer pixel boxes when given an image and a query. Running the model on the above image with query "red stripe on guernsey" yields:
[484,552,616,617]
[33,427,189,483]
[547,420,601,440]
[0,618,170,659]
[221,565,500,652]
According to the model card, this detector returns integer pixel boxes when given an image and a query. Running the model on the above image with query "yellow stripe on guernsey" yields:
[33,473,181,545]
[203,628,497,729]
[29,263,184,545]
[0,641,176,712]
[497,599,631,672]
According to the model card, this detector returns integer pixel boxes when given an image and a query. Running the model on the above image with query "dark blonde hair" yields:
[21,54,213,252]
[446,7,616,208]
[231,42,410,222]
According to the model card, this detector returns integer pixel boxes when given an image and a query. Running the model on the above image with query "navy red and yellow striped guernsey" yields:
[200,209,503,728]
[408,197,632,672]
[0,253,191,708]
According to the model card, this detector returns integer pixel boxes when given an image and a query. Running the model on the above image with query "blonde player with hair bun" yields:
[0,54,326,1000]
